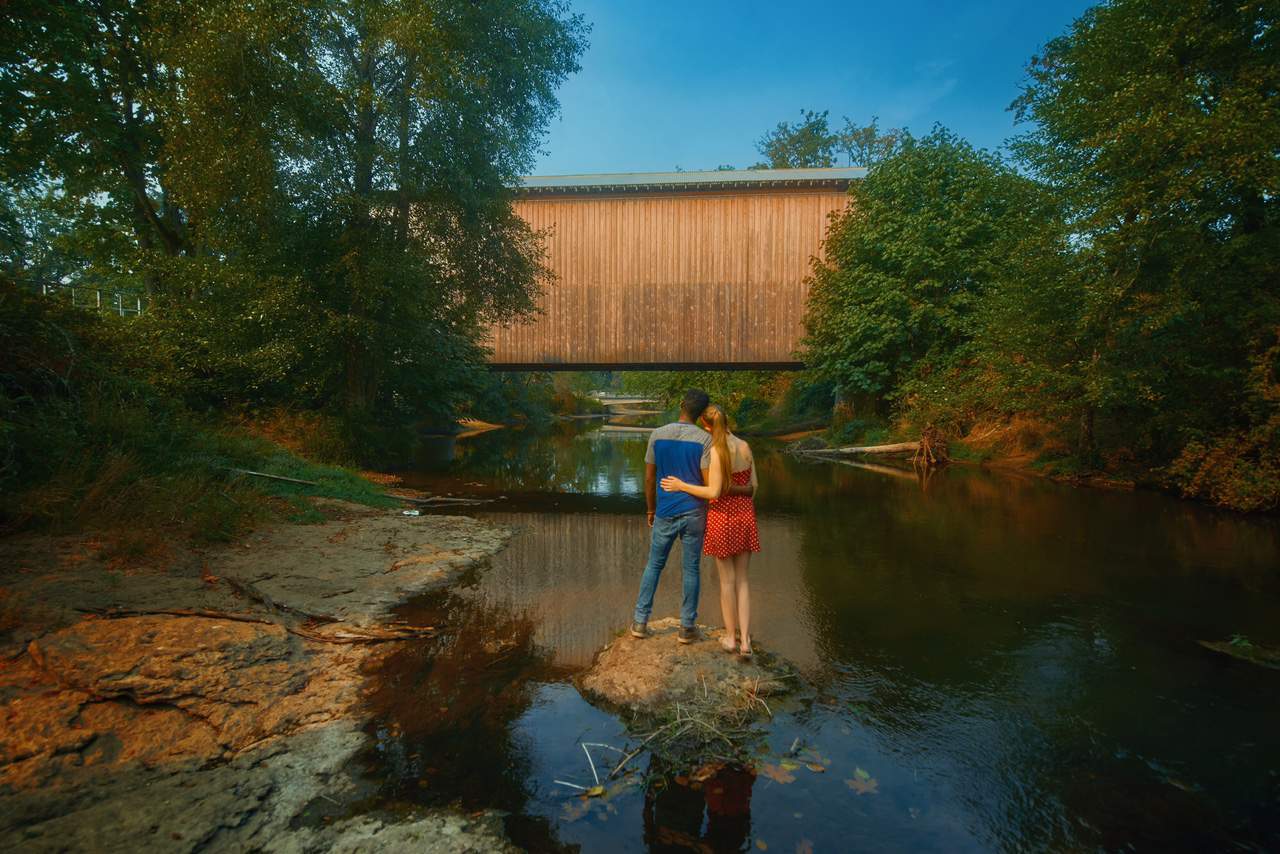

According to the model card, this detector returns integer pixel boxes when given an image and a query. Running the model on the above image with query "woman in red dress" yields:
[661,405,760,659]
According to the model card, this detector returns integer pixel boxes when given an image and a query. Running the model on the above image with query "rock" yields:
[0,506,519,852]
[208,513,511,625]
[2,614,369,791]
[579,618,795,715]
[280,809,520,854]
[787,436,829,453]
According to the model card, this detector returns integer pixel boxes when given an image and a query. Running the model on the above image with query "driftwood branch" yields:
[804,441,920,456]
[228,468,319,486]
[227,467,493,507]
[394,495,493,506]
[222,575,340,623]
[77,607,274,625]
[288,624,437,644]
[77,607,435,644]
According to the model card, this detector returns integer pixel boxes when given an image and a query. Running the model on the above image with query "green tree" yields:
[2,0,588,425]
[836,116,901,167]
[802,128,1050,410]
[1012,0,1280,483]
[753,109,838,168]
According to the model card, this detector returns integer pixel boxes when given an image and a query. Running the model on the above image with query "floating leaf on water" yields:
[756,839,769,851]
[801,748,831,766]
[585,785,605,798]
[805,763,825,773]
[846,775,880,796]
[757,763,797,784]
[854,767,872,781]
[780,760,801,771]
[795,840,815,854]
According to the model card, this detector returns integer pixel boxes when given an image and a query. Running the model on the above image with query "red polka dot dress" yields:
[704,467,761,559]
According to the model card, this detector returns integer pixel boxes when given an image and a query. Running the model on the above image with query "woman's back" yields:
[726,434,753,474]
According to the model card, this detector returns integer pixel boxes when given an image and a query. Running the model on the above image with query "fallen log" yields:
[394,494,493,506]
[802,441,920,456]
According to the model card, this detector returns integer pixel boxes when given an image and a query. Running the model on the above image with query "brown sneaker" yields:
[629,622,649,639]
[677,626,699,644]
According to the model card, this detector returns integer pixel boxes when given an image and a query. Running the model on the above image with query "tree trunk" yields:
[1078,404,1096,460]
[394,59,414,246]
[343,38,378,415]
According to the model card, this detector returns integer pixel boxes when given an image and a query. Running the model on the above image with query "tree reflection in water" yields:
[361,590,572,850]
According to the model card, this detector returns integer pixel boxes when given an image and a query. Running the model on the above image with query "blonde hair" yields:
[703,405,732,497]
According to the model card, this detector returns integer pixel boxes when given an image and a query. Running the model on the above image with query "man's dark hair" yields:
[681,388,710,422]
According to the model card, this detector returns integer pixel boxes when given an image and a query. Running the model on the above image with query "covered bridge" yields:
[487,167,861,370]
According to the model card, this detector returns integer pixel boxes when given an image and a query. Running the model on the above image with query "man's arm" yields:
[645,463,657,527]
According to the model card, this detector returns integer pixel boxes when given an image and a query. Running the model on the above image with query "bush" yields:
[1,280,391,544]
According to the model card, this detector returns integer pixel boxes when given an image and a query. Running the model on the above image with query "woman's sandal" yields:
[737,642,753,662]
[719,636,738,654]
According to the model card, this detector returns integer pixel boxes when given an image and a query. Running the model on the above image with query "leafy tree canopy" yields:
[803,127,1049,400]
[1,0,588,424]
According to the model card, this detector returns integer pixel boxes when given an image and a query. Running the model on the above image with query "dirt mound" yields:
[579,618,796,714]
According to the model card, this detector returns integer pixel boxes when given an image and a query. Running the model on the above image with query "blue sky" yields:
[533,0,1095,175]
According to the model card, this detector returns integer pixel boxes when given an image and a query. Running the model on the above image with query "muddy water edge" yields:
[362,419,1280,853]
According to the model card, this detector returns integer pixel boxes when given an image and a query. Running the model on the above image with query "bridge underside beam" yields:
[488,361,805,372]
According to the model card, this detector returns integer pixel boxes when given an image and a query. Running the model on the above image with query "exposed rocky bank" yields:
[0,501,514,852]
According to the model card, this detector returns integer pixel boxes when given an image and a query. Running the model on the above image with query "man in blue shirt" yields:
[631,389,712,644]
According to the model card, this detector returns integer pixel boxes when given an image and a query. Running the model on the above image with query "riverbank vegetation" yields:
[1,284,394,552]
[4,0,1276,515]
[798,1,1278,511]
[2,0,587,533]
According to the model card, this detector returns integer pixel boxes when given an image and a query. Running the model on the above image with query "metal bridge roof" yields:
[518,166,865,194]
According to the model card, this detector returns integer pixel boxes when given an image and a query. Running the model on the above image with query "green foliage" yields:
[618,371,833,433]
[799,0,1280,511]
[753,111,900,169]
[0,281,392,540]
[1,0,588,427]
[755,109,839,168]
[803,127,1049,403]
[1012,0,1280,497]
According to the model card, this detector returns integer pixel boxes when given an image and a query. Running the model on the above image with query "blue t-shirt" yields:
[645,421,713,517]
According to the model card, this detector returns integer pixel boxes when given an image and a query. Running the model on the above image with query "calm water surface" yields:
[362,422,1280,852]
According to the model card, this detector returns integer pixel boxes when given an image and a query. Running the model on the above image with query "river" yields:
[360,420,1280,852]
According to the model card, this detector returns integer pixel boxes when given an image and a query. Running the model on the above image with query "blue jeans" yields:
[633,509,706,628]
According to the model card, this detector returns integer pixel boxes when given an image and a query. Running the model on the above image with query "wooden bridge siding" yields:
[488,188,850,367]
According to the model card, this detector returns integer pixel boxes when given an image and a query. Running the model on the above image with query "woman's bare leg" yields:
[733,552,751,653]
[715,557,738,651]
